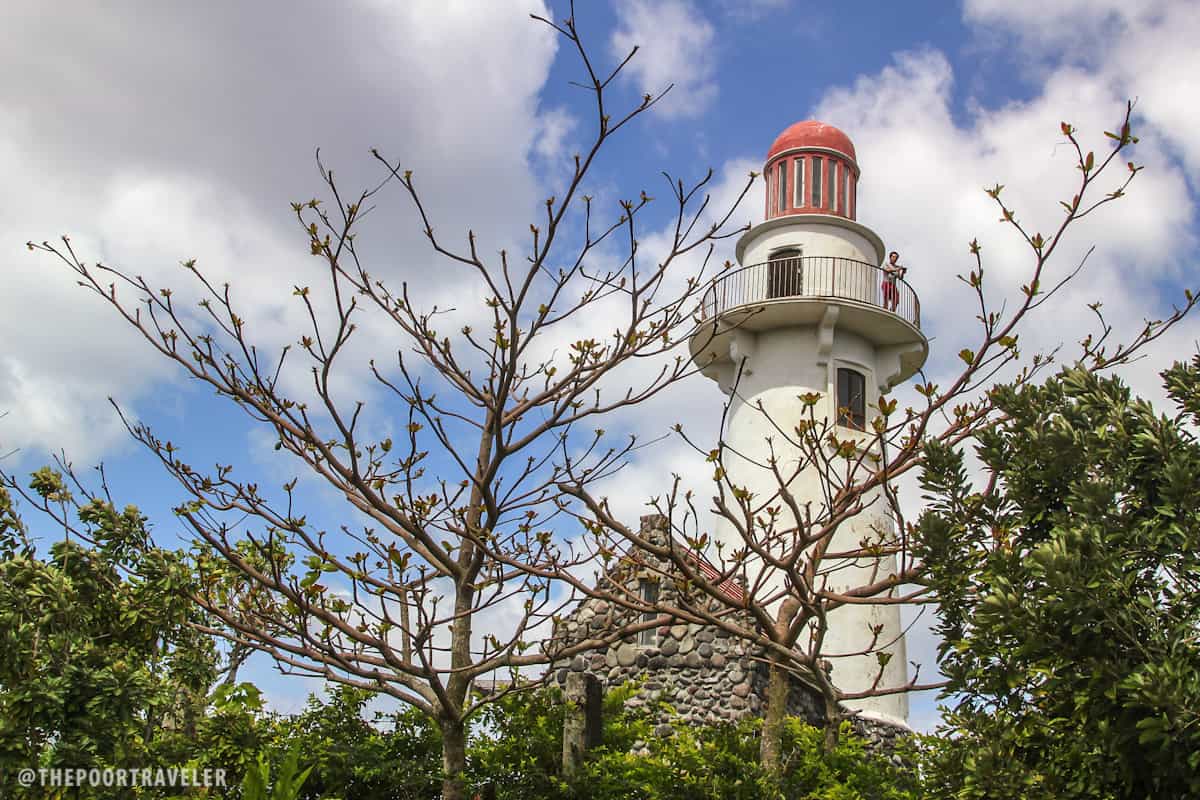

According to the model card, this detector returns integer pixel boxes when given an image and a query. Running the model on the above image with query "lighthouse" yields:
[688,121,927,727]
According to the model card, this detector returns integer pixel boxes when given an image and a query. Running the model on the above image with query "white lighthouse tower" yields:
[689,121,927,727]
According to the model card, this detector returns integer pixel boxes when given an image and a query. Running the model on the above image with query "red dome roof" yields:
[767,120,856,162]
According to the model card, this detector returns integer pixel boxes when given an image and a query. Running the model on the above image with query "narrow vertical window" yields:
[837,368,866,430]
[830,162,839,212]
[639,578,659,645]
[777,161,787,212]
[811,156,823,208]
[794,158,805,209]
[840,167,849,215]
[848,177,855,219]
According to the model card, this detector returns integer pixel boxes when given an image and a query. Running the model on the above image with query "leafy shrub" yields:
[241,748,313,800]
[468,685,570,798]
[263,685,441,800]
[574,716,916,800]
[467,684,917,800]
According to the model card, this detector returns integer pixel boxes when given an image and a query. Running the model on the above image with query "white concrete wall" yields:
[741,221,878,268]
[713,323,910,725]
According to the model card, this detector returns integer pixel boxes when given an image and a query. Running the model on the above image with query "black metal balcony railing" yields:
[700,256,921,329]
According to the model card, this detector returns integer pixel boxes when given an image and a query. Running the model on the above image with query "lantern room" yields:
[763,120,859,221]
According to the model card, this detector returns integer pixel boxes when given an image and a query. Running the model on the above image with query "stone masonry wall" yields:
[549,515,823,734]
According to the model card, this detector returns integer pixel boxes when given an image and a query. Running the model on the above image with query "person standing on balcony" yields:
[881,250,906,312]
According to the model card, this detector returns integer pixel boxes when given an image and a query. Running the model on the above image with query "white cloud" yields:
[717,0,791,22]
[964,0,1200,176]
[0,0,564,463]
[964,0,1155,49]
[611,0,718,119]
[532,107,579,162]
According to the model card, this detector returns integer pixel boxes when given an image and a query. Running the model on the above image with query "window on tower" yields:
[777,161,787,212]
[638,578,659,645]
[794,158,805,209]
[811,156,823,208]
[840,166,849,215]
[837,368,866,430]
[830,162,839,212]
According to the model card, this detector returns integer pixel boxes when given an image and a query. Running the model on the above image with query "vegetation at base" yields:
[469,684,918,800]
[255,684,917,800]
[240,748,313,800]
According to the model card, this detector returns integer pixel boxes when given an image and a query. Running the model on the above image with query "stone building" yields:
[549,515,906,752]
[551,514,823,735]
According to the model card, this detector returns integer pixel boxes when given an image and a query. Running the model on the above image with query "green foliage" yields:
[241,748,313,800]
[468,684,916,800]
[268,685,442,800]
[916,358,1200,799]
[262,682,915,800]
[573,717,915,800]
[469,685,570,798]
[188,681,443,799]
[192,681,271,789]
[0,481,218,797]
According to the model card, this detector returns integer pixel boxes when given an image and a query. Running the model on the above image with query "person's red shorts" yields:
[881,280,898,306]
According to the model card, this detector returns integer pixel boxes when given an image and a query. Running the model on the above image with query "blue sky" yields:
[2,0,1197,732]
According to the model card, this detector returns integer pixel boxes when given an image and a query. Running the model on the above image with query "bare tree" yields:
[21,7,752,799]
[555,103,1198,772]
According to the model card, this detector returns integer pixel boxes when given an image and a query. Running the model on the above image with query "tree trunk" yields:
[822,692,841,753]
[761,598,802,781]
[433,424,494,800]
[440,566,475,800]
[218,642,249,689]
[440,716,468,800]
[759,658,790,780]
